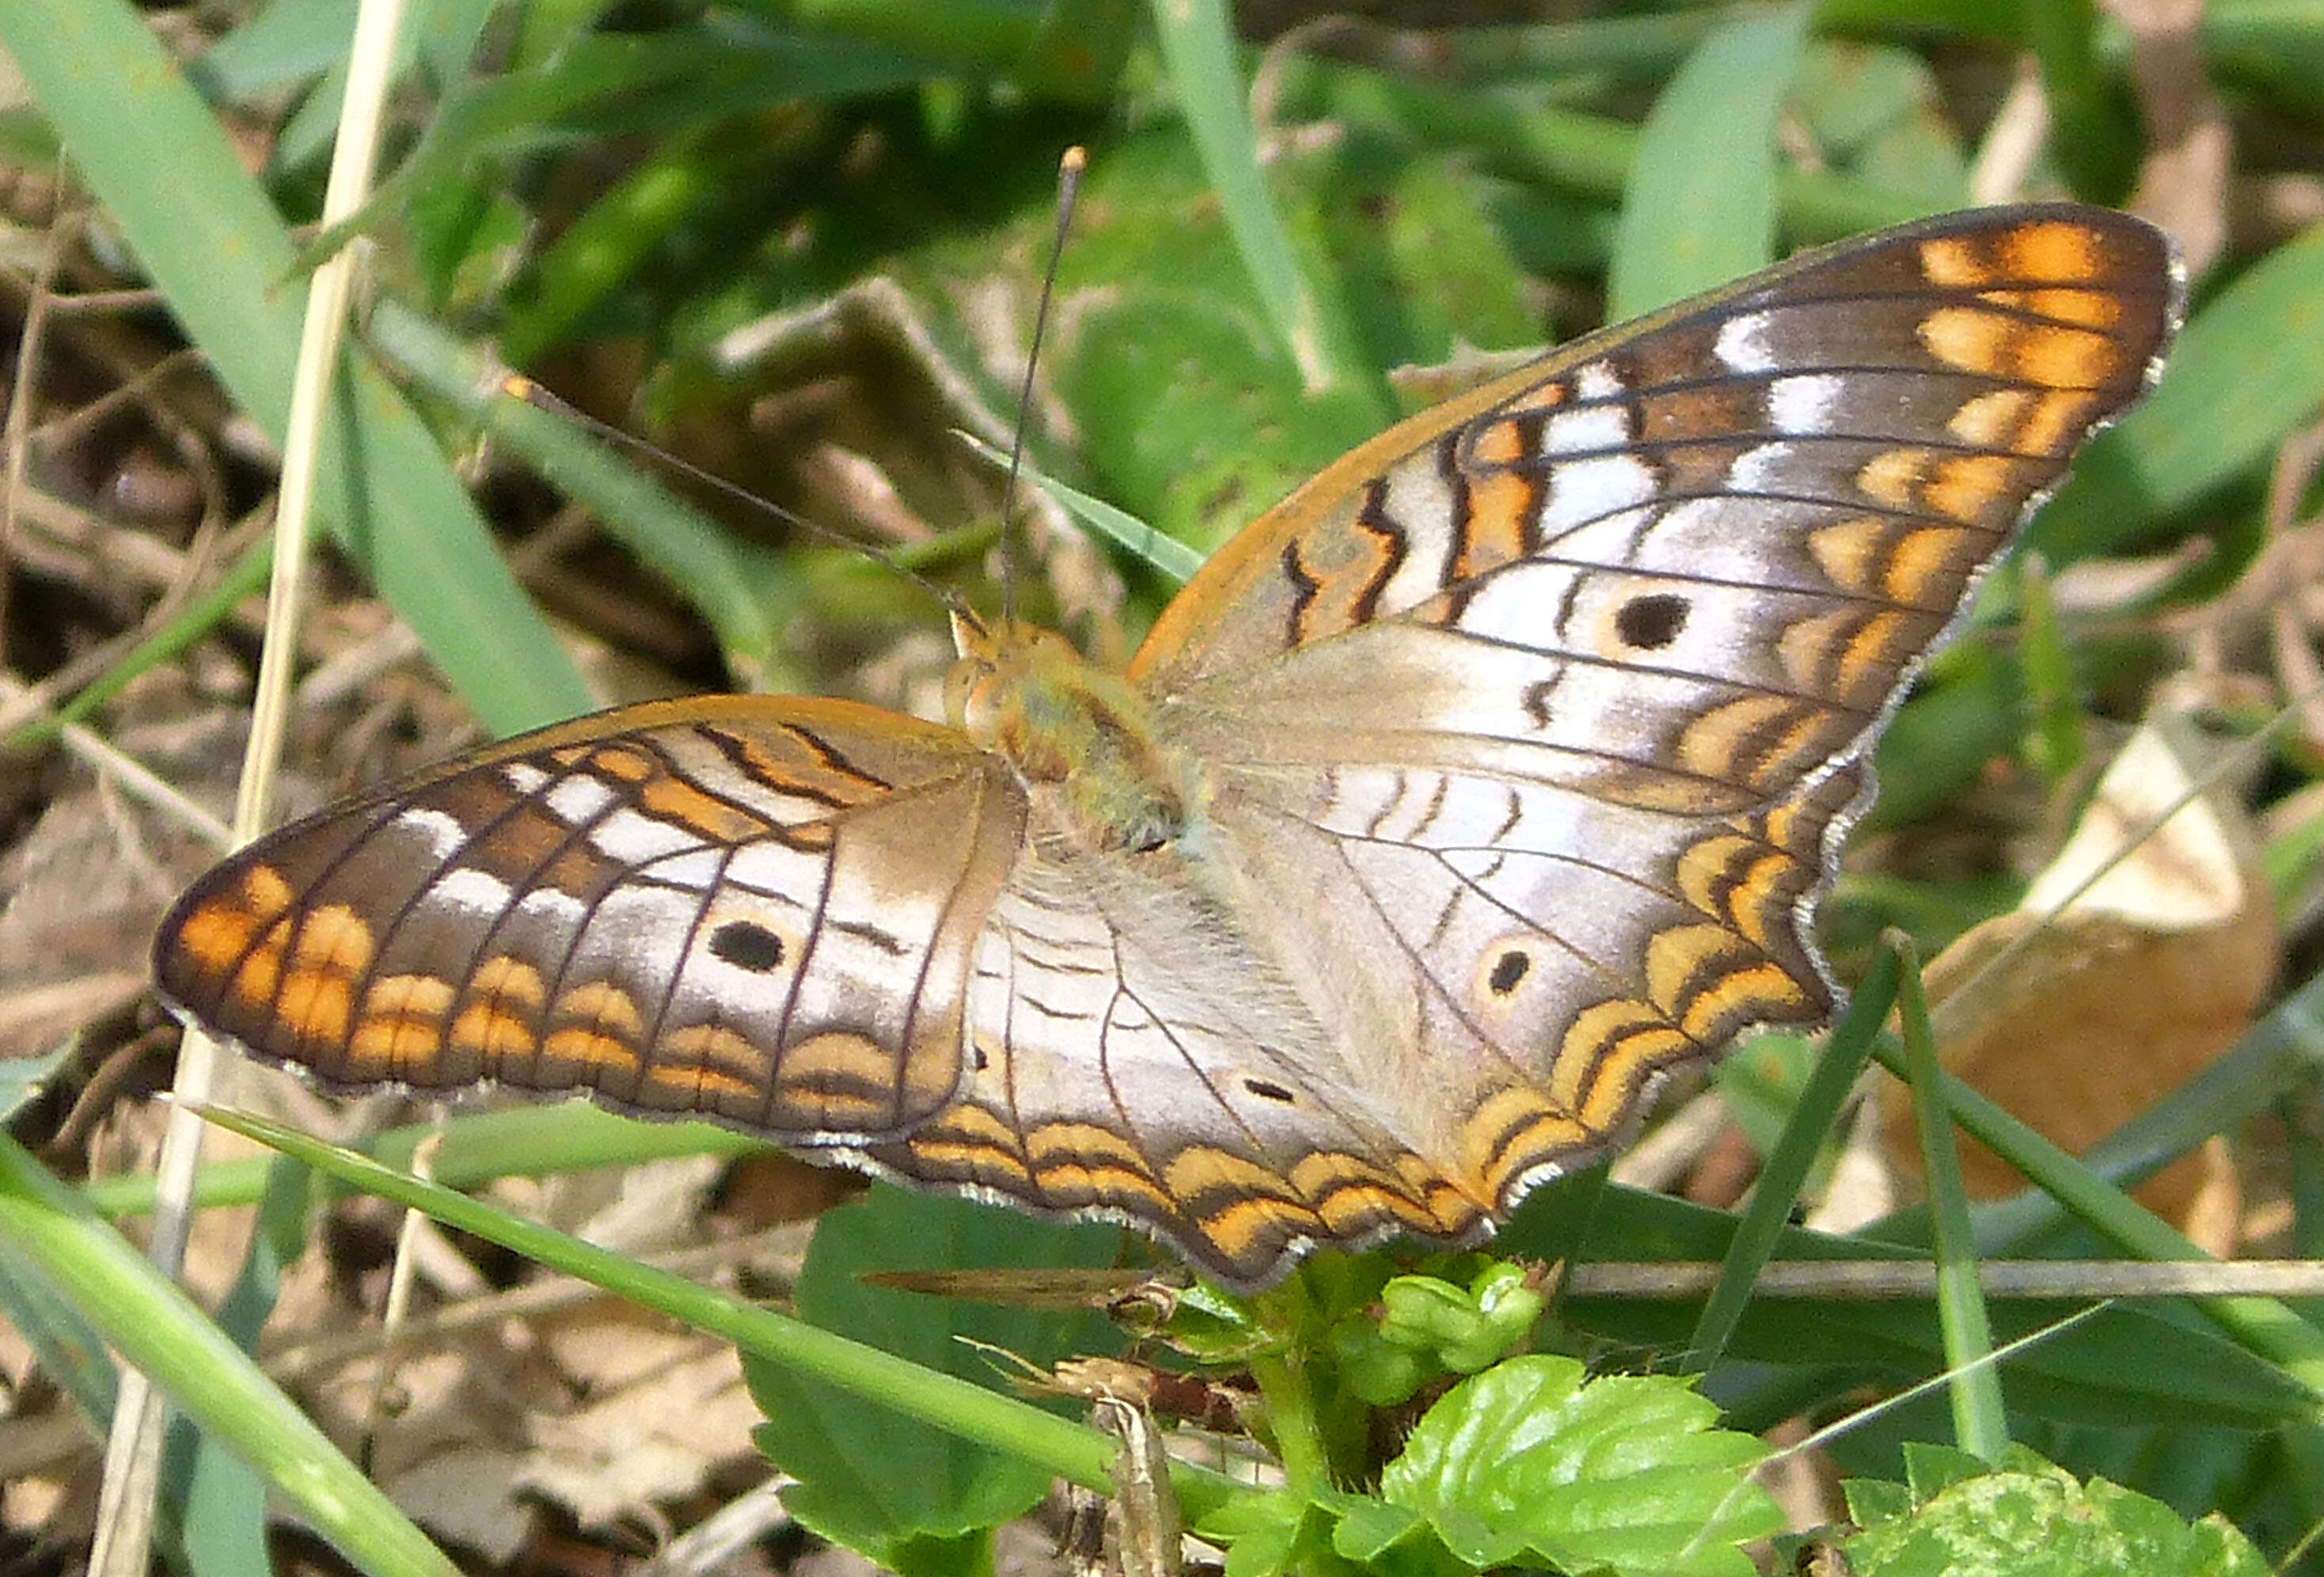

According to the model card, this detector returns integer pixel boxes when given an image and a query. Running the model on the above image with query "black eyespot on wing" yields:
[1488,950,1530,996]
[1244,1078,1297,1104]
[1615,592,1688,650]
[708,920,785,971]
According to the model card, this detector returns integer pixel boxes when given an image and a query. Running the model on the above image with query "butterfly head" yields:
[946,613,1199,857]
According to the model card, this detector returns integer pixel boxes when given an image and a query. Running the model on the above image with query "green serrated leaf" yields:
[1844,1455,2270,1576]
[1380,1356,1780,1575]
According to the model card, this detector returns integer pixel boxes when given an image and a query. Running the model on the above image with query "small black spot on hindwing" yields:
[1244,1078,1297,1104]
[1488,950,1531,996]
[1616,592,1689,651]
[708,920,785,971]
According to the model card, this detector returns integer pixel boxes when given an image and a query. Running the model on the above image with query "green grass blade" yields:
[0,1135,460,1577]
[199,1106,1251,1526]
[366,303,791,676]
[1893,937,2009,1460]
[1148,0,1356,396]
[1607,2,1813,318]
[1864,1037,2324,1393]
[956,431,1204,583]
[3,0,590,735]
[1685,946,1901,1374]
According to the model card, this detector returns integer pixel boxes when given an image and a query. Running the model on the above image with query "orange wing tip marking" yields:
[1923,454,2020,526]
[1978,287,2125,330]
[170,863,296,978]
[1920,308,2116,390]
[1918,219,2107,292]
[227,933,287,1014]
[1999,218,2112,283]
[1916,234,1986,288]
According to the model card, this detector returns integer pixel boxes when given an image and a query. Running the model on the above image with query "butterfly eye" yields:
[1613,592,1689,651]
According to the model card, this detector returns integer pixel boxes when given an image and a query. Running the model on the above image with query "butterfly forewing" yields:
[154,204,2177,1290]
[155,697,1021,1140]
[1129,205,2175,1229]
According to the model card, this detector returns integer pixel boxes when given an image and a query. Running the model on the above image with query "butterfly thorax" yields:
[947,615,1202,857]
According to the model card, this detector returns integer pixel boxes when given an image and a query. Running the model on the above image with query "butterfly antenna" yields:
[999,145,1088,629]
[496,373,971,616]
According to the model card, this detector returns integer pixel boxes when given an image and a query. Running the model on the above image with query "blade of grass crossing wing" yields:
[1684,945,1901,1374]
[196,1107,1252,1527]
